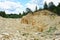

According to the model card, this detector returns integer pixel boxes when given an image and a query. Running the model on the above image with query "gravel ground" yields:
[0,10,60,40]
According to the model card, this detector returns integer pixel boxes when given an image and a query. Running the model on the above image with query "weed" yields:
[47,27,57,33]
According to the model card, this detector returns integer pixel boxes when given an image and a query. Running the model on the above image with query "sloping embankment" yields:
[0,10,60,40]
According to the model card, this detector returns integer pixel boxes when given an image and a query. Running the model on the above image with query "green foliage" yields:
[22,33,29,37]
[44,2,48,9]
[47,27,57,33]
[56,3,60,15]
[58,3,60,7]
[35,6,38,12]
[22,11,26,16]
[0,2,60,18]
[5,14,20,18]
[26,8,32,13]
[48,2,56,12]
[19,13,22,18]
[0,11,6,17]
[43,2,60,16]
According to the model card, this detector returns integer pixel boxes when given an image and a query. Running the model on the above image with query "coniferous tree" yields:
[58,3,60,7]
[0,11,6,17]
[26,8,32,13]
[44,2,48,9]
[35,6,38,12]
[56,3,60,15]
[19,13,22,18]
[22,11,26,16]
[48,2,56,11]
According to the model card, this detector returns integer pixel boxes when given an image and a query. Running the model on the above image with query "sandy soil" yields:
[0,10,60,40]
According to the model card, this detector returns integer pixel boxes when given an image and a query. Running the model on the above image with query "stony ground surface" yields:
[0,10,60,40]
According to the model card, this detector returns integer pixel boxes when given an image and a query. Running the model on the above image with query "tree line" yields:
[0,8,33,18]
[44,2,60,15]
[0,2,60,18]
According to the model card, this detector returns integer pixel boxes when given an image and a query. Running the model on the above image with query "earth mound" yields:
[0,10,60,40]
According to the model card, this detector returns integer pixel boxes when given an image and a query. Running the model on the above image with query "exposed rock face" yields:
[0,10,60,40]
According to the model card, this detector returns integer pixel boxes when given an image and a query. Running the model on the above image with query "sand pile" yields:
[0,10,60,40]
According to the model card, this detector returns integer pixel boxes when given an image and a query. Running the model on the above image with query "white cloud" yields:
[26,0,42,11]
[0,0,43,14]
[26,3,38,11]
[44,0,60,6]
[0,1,23,14]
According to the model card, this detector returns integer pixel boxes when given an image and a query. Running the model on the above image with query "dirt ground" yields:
[0,10,60,40]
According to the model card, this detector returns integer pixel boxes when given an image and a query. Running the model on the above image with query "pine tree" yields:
[23,11,26,16]
[19,13,22,18]
[48,2,56,11]
[44,2,48,9]
[58,3,60,7]
[0,11,6,17]
[35,6,38,12]
[26,8,32,13]
[56,3,60,15]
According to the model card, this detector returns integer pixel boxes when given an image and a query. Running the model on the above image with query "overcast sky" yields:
[0,0,60,14]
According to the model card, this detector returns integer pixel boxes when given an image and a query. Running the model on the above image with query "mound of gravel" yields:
[0,10,60,40]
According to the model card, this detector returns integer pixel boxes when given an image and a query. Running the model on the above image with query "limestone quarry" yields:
[0,10,60,40]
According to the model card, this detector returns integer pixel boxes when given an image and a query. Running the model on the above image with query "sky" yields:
[0,0,60,14]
